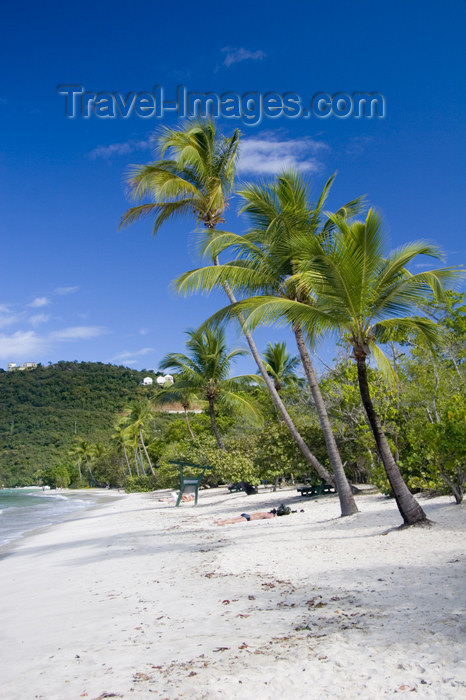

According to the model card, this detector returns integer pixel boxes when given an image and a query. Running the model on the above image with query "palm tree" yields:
[120,399,155,475]
[159,327,260,450]
[120,120,333,486]
[120,119,239,234]
[153,378,202,440]
[262,342,300,393]
[69,439,95,485]
[220,210,459,525]
[111,425,133,477]
[175,171,360,515]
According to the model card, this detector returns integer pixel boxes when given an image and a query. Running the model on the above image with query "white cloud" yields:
[87,139,152,160]
[50,326,108,341]
[54,286,79,296]
[0,331,49,360]
[345,136,374,156]
[0,309,21,330]
[112,347,154,361]
[29,313,50,327]
[0,325,109,364]
[222,47,266,68]
[139,328,149,336]
[29,297,50,308]
[238,136,328,175]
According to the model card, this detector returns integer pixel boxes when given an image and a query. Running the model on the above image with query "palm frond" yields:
[369,342,396,384]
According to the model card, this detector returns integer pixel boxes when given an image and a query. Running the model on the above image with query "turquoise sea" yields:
[0,488,103,548]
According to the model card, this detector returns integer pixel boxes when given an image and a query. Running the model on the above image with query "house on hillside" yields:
[7,362,38,371]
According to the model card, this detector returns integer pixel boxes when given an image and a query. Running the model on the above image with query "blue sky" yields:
[1,0,465,374]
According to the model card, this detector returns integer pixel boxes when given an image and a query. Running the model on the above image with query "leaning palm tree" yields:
[175,171,361,515]
[111,425,133,477]
[69,439,96,484]
[153,377,202,440]
[120,120,333,488]
[262,341,301,393]
[120,399,155,475]
[218,210,460,525]
[159,327,260,450]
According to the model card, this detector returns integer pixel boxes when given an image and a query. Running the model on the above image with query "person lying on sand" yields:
[215,505,295,525]
[158,491,195,503]
[215,511,276,525]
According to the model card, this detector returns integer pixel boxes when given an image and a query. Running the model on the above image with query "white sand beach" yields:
[0,487,464,700]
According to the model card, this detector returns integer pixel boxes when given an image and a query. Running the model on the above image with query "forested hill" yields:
[0,361,158,486]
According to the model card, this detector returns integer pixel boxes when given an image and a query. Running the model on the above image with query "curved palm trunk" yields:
[183,406,196,440]
[86,460,95,485]
[355,354,427,526]
[213,256,333,485]
[137,446,146,475]
[139,427,155,475]
[123,445,132,477]
[208,398,226,450]
[134,449,140,476]
[294,326,358,516]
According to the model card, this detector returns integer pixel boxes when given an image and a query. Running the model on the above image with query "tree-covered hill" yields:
[0,361,159,485]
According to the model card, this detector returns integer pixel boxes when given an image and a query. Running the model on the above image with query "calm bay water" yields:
[0,488,103,547]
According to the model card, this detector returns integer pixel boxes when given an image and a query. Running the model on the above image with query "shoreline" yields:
[0,488,464,699]
[0,488,127,556]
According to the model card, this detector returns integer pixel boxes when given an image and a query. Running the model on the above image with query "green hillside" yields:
[0,361,159,486]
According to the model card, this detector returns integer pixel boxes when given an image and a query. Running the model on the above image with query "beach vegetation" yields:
[159,327,262,450]
[120,120,347,509]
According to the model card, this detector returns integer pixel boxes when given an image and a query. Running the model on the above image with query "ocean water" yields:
[0,488,102,548]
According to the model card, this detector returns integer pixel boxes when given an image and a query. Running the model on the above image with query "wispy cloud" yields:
[0,310,21,330]
[54,286,79,296]
[222,47,266,68]
[29,313,50,327]
[238,136,328,175]
[0,330,49,360]
[345,136,374,156]
[50,326,108,341]
[112,347,154,362]
[29,296,50,308]
[87,139,152,160]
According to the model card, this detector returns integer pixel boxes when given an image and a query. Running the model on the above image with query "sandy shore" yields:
[0,486,464,699]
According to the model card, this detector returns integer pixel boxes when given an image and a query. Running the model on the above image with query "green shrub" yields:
[124,475,159,492]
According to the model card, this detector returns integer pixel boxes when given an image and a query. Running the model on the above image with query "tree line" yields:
[116,119,464,525]
[3,121,464,527]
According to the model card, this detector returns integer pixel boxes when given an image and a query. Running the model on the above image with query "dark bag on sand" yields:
[276,504,291,516]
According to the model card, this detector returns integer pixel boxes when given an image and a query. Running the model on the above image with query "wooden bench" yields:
[297,479,336,497]
[227,482,243,493]
[168,460,213,506]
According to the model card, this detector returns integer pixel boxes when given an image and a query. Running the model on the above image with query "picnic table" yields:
[168,460,213,506]
[297,479,336,497]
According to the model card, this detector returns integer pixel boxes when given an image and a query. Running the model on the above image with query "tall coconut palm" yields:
[111,425,133,477]
[262,342,301,393]
[217,210,460,525]
[69,439,96,484]
[120,399,155,475]
[153,378,202,440]
[175,171,361,515]
[159,327,260,450]
[120,120,333,486]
